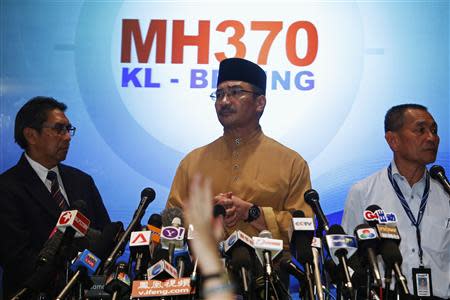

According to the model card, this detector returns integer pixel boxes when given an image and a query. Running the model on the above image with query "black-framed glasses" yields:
[210,86,260,102]
[41,123,76,136]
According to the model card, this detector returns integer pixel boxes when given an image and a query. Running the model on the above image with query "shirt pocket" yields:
[421,218,450,264]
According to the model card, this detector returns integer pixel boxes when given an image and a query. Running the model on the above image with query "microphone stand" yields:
[365,267,373,300]
[383,267,392,300]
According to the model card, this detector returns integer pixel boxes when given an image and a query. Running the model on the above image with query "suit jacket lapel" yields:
[17,154,61,219]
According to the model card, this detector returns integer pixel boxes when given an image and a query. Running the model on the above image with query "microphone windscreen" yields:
[213,204,226,218]
[90,222,125,260]
[304,189,319,205]
[366,204,383,213]
[147,213,162,228]
[71,199,88,215]
[380,240,403,266]
[161,207,184,227]
[141,187,156,201]
[292,210,305,218]
[328,224,346,235]
[430,165,445,179]
[231,247,252,269]
[259,230,272,239]
[38,230,64,263]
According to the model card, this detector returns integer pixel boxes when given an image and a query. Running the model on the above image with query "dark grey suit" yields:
[0,154,110,297]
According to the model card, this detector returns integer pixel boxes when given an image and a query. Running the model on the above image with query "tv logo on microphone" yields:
[356,227,378,240]
[364,209,397,224]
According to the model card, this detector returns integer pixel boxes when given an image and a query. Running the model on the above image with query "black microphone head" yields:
[292,210,306,218]
[304,189,319,205]
[147,213,162,228]
[324,258,342,284]
[430,165,445,179]
[213,204,226,218]
[71,199,88,214]
[364,204,383,227]
[90,222,125,260]
[354,223,379,249]
[328,224,346,235]
[161,207,184,227]
[231,246,252,269]
[141,187,156,209]
[380,240,402,267]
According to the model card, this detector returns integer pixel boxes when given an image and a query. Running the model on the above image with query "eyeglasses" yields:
[210,86,260,102]
[41,123,76,136]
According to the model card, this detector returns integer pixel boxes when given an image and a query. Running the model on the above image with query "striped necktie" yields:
[46,170,68,211]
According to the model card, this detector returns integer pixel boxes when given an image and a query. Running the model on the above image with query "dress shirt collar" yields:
[390,159,427,185]
[24,152,60,185]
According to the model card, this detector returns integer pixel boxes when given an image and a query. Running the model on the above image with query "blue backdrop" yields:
[1,0,449,228]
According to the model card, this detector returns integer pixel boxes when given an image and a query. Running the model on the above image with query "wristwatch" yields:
[245,204,261,222]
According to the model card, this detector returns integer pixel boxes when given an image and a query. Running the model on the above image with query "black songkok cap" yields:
[217,58,267,95]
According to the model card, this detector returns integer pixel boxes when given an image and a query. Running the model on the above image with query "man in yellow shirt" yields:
[166,57,312,248]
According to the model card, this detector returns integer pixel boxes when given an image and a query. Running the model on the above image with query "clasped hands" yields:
[213,192,252,228]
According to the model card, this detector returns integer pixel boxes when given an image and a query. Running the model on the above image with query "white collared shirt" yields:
[342,160,450,298]
[24,152,69,206]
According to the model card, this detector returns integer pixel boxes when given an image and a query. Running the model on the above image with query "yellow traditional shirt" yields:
[166,126,313,248]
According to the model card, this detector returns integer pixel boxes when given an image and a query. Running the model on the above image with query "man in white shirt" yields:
[342,104,450,299]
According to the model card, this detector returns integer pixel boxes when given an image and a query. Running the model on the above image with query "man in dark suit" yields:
[0,96,111,298]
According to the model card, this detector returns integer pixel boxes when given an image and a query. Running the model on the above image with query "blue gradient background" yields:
[1,0,449,229]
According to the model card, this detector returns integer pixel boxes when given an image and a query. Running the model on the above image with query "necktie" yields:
[46,171,68,211]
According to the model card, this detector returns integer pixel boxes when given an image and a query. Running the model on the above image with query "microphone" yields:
[129,230,151,279]
[55,249,101,300]
[147,259,178,280]
[56,221,124,299]
[289,210,315,300]
[253,230,283,277]
[12,201,92,299]
[326,224,357,298]
[230,246,252,297]
[253,230,283,300]
[354,224,382,287]
[213,204,226,218]
[161,206,184,227]
[101,188,155,275]
[223,230,254,255]
[379,228,409,295]
[146,213,162,260]
[279,259,306,282]
[160,208,186,266]
[430,165,450,196]
[304,189,330,232]
[104,256,132,299]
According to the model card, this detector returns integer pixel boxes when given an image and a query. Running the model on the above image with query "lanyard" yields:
[387,164,430,266]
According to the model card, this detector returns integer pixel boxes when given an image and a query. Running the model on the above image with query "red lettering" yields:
[121,19,167,63]
[251,21,283,65]
[215,20,246,62]
[285,21,318,66]
[172,20,210,64]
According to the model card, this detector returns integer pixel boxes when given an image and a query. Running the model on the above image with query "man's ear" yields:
[385,131,398,152]
[256,95,266,114]
[23,127,38,146]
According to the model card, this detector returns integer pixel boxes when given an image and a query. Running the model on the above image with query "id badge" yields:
[412,267,433,297]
